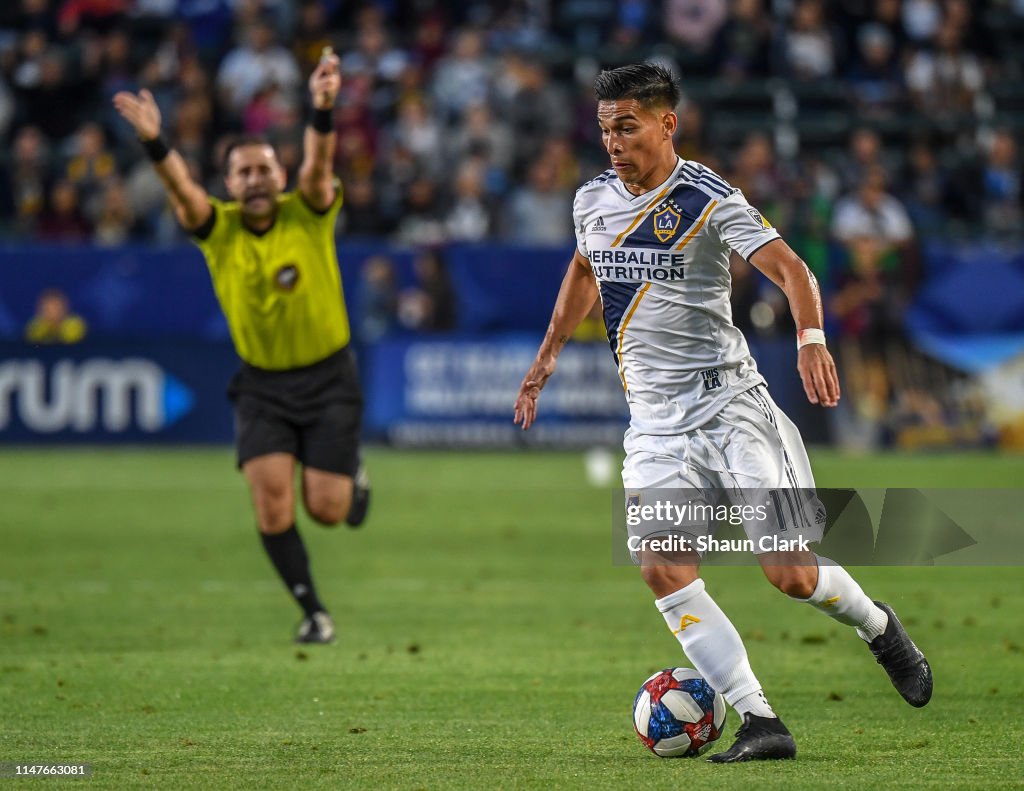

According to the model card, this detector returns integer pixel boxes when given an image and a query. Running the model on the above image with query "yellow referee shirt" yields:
[194,186,350,371]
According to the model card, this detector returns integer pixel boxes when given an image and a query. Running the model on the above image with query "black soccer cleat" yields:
[866,601,933,707]
[706,713,796,763]
[345,463,371,528]
[295,611,336,644]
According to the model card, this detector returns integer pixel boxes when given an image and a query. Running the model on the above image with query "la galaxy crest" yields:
[653,204,682,243]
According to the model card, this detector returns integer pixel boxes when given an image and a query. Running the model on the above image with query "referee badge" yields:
[274,263,300,292]
[653,205,682,243]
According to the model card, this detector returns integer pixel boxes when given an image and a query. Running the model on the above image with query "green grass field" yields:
[1,448,1022,790]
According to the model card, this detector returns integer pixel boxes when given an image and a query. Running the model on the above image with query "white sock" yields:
[734,689,775,719]
[656,578,776,718]
[796,556,889,641]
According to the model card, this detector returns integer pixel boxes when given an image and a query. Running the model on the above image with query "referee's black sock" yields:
[260,525,326,617]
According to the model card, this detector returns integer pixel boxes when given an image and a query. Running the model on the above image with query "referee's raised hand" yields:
[309,51,341,110]
[112,89,162,142]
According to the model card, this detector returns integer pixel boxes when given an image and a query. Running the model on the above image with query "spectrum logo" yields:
[0,358,194,433]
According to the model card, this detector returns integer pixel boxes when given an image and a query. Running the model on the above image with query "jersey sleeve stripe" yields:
[698,179,731,198]
[617,281,652,393]
[696,171,732,193]
[680,161,731,189]
[610,184,675,247]
[672,200,718,250]
[579,168,617,190]
[680,163,733,197]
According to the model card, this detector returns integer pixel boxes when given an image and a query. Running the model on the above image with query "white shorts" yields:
[622,385,823,554]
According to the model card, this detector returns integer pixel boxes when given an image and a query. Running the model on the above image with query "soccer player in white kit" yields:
[514,64,932,762]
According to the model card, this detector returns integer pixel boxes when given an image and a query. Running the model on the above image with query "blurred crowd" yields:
[5,0,1019,448]
[0,0,1020,252]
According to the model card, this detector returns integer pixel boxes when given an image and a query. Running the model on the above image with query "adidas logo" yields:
[695,723,712,741]
[815,506,827,525]
[591,216,606,231]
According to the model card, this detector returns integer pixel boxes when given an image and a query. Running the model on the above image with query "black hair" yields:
[222,135,278,173]
[593,63,681,110]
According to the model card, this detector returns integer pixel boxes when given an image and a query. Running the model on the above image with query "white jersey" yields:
[573,157,780,435]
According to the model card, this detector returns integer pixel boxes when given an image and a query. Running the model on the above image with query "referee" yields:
[113,51,369,644]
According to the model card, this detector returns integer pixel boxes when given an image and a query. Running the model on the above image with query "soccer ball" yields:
[632,667,727,757]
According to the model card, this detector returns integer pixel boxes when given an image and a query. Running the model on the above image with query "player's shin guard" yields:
[655,579,772,716]
[796,556,888,641]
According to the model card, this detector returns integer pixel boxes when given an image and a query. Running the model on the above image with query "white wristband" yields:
[797,328,826,349]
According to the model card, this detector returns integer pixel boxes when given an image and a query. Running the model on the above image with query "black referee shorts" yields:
[229,347,363,477]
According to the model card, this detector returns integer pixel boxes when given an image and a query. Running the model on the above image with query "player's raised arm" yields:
[298,48,341,212]
[112,89,211,232]
[513,249,599,430]
[748,238,840,408]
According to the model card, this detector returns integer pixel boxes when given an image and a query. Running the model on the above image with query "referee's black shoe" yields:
[345,463,371,528]
[295,611,335,644]
[866,601,933,707]
[707,714,796,763]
